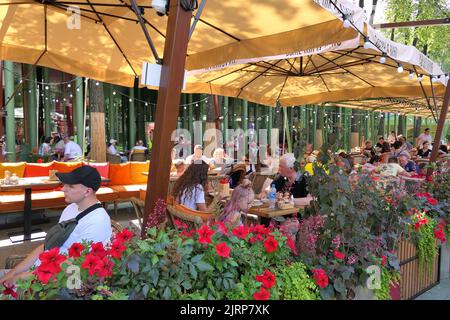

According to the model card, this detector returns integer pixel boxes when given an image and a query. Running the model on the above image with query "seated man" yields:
[376,136,391,153]
[63,135,82,162]
[0,166,112,285]
[398,154,416,173]
[378,156,411,177]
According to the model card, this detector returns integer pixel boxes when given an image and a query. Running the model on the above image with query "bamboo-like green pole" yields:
[75,77,84,147]
[27,66,38,151]
[4,61,16,161]
[283,106,292,153]
[242,99,248,156]
[268,105,273,144]
[43,69,51,137]
[128,87,136,149]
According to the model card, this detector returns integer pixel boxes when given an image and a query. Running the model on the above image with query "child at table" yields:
[217,179,255,229]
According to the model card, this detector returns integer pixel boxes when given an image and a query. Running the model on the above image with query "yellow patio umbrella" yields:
[185,22,447,119]
[0,0,363,87]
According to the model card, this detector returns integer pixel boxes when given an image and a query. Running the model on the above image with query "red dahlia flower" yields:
[253,287,270,300]
[215,242,231,258]
[255,270,276,289]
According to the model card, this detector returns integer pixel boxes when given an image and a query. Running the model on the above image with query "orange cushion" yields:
[24,162,55,177]
[0,190,66,213]
[0,162,27,178]
[84,162,110,179]
[96,187,119,202]
[53,161,83,173]
[109,163,132,185]
[129,161,149,184]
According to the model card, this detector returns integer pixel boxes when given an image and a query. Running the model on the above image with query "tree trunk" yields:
[89,81,106,162]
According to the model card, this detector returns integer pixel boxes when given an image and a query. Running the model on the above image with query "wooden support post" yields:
[427,83,450,177]
[128,87,136,149]
[142,0,192,236]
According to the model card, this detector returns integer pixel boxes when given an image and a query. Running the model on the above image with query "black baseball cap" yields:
[56,166,101,191]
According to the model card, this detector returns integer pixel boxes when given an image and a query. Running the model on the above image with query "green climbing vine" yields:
[413,212,438,277]
[277,262,320,300]
[375,267,401,300]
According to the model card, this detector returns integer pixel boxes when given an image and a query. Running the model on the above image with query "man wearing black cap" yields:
[0,166,112,285]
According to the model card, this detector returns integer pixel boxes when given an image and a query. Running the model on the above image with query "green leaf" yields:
[151,255,159,265]
[195,261,214,272]
[333,278,346,294]
[320,285,335,300]
[189,264,198,280]
[162,287,171,300]
[142,284,150,298]
[191,254,203,264]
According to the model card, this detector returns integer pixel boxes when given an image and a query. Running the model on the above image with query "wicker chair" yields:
[229,163,247,188]
[248,172,272,194]
[166,204,207,230]
[106,153,121,164]
[130,151,148,162]
[130,197,144,230]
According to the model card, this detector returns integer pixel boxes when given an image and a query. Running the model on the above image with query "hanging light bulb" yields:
[397,63,403,73]
[67,84,71,88]
[45,86,49,90]
[112,91,116,95]
[95,81,100,86]
[76,88,80,92]
[70,94,73,98]
[145,103,148,106]
[379,53,386,64]
[417,74,423,82]
[18,92,21,96]
[129,98,132,102]
[408,71,414,80]
[63,98,66,101]
[195,103,199,107]
[342,15,351,28]
[183,106,187,110]
[363,37,370,49]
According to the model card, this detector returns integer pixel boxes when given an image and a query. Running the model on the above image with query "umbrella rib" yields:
[276,58,296,102]
[55,1,153,7]
[198,18,240,42]
[285,58,299,75]
[119,0,166,39]
[317,53,375,87]
[413,65,437,122]
[43,2,101,22]
[85,0,137,76]
[256,61,293,75]
[309,58,330,92]
[206,64,254,83]
[236,61,283,98]
[311,48,359,73]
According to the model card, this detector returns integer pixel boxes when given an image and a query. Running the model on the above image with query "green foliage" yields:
[384,0,450,71]
[277,262,320,300]
[413,215,438,277]
[375,267,401,300]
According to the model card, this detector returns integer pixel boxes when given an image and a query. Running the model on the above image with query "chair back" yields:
[248,172,271,194]
[106,153,121,164]
[166,203,205,230]
[130,152,147,162]
[130,197,144,230]
[229,163,246,188]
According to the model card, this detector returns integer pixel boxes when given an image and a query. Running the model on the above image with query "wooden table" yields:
[0,176,110,242]
[248,203,307,218]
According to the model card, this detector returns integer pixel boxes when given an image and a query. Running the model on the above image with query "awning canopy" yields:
[0,0,361,87]
[185,22,447,119]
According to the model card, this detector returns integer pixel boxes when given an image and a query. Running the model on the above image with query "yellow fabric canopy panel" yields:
[0,0,359,87]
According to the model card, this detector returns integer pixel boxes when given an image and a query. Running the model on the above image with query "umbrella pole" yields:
[142,0,192,237]
[427,82,450,177]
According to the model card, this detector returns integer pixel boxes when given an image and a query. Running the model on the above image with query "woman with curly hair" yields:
[217,179,255,228]
[172,161,210,211]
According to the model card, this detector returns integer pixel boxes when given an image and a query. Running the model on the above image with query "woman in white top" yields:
[172,161,210,211]
[38,136,53,157]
